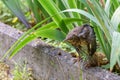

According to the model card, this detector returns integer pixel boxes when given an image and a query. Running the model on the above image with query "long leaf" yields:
[38,0,69,34]
[2,0,30,28]
[9,34,36,58]
[9,24,65,58]
[63,18,88,25]
[111,7,120,30]
[110,31,120,71]
[105,0,111,16]
[87,0,112,41]
[27,0,41,23]
[35,29,65,41]
[62,9,100,26]
[68,0,81,25]
[93,25,110,59]
[34,0,49,18]
[61,0,73,17]
[37,22,57,30]
[111,0,120,10]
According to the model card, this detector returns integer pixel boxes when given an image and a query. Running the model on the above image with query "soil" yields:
[0,62,35,80]
[0,62,12,80]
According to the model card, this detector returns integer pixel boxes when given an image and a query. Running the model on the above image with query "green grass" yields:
[12,61,34,80]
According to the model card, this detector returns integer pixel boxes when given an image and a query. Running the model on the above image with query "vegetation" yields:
[0,1,26,30]
[12,61,33,80]
[1,0,120,74]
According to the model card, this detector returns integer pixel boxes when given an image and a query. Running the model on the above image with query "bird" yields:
[64,24,97,67]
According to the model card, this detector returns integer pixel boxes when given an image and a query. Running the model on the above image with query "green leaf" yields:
[35,29,65,41]
[93,25,110,60]
[110,31,120,71]
[111,0,120,10]
[111,7,120,30]
[63,18,88,25]
[37,22,57,30]
[62,9,100,26]
[59,19,69,33]
[38,1,62,24]
[27,0,41,23]
[2,0,30,28]
[87,0,113,42]
[117,56,120,68]
[101,63,110,69]
[68,0,81,25]
[9,34,36,58]
[34,0,49,18]
[38,0,71,34]
[105,0,111,16]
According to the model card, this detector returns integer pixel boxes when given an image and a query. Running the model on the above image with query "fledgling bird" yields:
[64,24,97,67]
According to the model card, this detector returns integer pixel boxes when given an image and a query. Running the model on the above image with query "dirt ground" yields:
[0,62,34,80]
[0,62,12,80]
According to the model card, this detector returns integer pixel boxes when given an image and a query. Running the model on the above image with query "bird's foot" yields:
[73,56,82,64]
[83,60,92,69]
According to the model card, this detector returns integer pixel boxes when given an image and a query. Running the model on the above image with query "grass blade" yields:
[38,0,69,34]
[9,34,36,58]
[35,29,65,41]
[87,0,113,46]
[111,7,120,30]
[105,0,111,16]
[68,0,81,25]
[2,0,31,28]
[27,0,41,23]
[111,0,120,10]
[62,9,100,26]
[110,31,120,71]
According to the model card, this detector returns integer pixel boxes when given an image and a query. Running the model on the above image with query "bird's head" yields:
[64,34,79,46]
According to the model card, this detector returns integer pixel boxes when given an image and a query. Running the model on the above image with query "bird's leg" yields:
[84,43,97,68]
[72,46,83,63]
